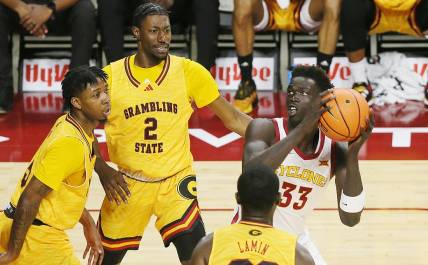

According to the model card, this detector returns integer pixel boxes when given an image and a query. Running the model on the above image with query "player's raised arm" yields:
[0,177,51,264]
[189,233,213,265]
[243,89,332,171]
[334,112,375,226]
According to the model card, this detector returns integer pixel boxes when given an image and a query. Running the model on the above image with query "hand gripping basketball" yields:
[319,88,370,142]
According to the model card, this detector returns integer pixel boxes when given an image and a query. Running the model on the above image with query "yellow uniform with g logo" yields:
[100,54,220,250]
[209,221,297,265]
[0,114,95,265]
[370,0,424,36]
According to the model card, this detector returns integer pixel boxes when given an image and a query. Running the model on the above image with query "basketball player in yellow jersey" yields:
[232,0,342,113]
[340,0,428,103]
[0,66,110,265]
[93,3,251,265]
[190,165,314,265]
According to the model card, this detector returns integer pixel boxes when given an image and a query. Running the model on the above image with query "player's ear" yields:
[235,192,241,204]
[132,26,141,41]
[70,97,82,110]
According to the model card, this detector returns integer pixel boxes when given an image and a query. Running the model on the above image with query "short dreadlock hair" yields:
[132,2,169,27]
[291,65,334,91]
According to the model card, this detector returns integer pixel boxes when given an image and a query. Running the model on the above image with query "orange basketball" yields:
[319,88,369,142]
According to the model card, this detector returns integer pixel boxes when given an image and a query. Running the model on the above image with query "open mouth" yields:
[155,46,169,53]
[103,105,111,116]
[288,105,297,116]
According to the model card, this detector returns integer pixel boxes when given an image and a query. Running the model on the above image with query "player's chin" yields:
[154,50,169,59]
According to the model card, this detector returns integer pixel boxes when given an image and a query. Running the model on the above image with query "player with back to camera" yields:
[190,165,315,265]
[232,65,375,265]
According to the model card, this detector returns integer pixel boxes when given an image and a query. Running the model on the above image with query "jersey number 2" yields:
[279,181,312,210]
[144,117,157,140]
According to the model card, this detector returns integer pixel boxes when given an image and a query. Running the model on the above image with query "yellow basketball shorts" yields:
[98,171,203,251]
[0,214,79,265]
[369,1,423,36]
[262,0,304,32]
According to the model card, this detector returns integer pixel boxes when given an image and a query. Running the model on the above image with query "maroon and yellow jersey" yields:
[103,54,219,181]
[209,221,297,265]
[10,114,95,230]
[370,0,424,36]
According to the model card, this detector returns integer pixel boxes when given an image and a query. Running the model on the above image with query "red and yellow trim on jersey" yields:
[65,114,91,152]
[124,55,171,88]
[159,200,201,245]
[155,54,170,85]
[98,217,142,251]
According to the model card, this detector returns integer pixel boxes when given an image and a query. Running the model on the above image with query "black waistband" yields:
[3,203,48,226]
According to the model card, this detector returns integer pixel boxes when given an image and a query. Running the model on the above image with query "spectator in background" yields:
[232,0,341,114]
[0,0,96,113]
[341,0,428,104]
[98,0,219,70]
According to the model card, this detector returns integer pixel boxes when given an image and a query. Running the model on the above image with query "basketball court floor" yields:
[1,91,427,264]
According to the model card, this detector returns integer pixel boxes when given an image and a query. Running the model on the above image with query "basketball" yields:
[319,88,370,142]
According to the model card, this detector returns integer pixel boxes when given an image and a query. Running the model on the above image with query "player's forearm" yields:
[343,154,363,196]
[79,208,96,228]
[226,112,252,137]
[54,0,79,12]
[0,0,27,14]
[7,197,42,258]
[93,137,109,174]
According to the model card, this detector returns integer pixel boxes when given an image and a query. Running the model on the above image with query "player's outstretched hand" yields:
[0,251,18,265]
[83,223,104,265]
[348,110,375,154]
[98,164,131,205]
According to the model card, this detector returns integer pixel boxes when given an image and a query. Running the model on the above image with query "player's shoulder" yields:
[177,56,206,72]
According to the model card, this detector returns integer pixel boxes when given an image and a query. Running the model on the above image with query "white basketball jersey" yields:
[232,117,336,237]
[272,117,334,235]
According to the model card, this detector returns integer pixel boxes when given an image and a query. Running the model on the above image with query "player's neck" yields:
[241,209,273,225]
[69,112,98,136]
[135,51,164,68]
[241,216,273,226]
[298,130,319,155]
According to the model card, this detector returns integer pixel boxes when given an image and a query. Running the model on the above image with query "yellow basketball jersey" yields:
[370,0,423,36]
[104,55,219,181]
[10,114,95,230]
[209,221,297,265]
[265,0,304,31]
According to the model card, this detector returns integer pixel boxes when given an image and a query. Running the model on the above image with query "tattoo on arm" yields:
[7,177,51,256]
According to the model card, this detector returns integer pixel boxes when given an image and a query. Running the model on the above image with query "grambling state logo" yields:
[249,229,262,236]
[177,175,197,199]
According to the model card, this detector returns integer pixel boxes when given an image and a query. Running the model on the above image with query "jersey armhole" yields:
[272,118,281,144]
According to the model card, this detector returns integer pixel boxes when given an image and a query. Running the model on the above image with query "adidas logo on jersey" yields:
[144,84,154,91]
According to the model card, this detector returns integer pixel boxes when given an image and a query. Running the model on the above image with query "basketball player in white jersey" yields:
[232,65,375,265]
